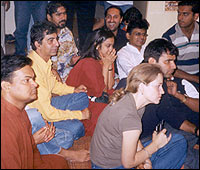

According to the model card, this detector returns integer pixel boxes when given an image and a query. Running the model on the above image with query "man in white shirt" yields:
[116,19,149,80]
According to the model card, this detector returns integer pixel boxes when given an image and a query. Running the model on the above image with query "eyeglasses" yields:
[134,32,148,37]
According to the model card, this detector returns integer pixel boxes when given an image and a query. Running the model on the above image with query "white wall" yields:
[6,1,193,44]
[145,1,177,45]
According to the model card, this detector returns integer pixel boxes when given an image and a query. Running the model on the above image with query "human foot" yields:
[68,150,90,162]
[59,149,90,162]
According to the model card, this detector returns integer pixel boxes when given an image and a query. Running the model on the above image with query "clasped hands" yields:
[33,120,55,145]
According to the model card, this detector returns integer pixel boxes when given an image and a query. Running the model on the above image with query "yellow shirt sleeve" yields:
[28,55,83,122]
[28,76,83,122]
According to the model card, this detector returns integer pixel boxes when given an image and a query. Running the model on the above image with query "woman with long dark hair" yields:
[66,28,117,136]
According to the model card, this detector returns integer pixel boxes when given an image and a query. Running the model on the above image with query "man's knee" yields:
[171,134,187,148]
[71,120,85,140]
[26,108,45,132]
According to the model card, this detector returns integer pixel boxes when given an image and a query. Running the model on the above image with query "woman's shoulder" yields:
[78,58,100,66]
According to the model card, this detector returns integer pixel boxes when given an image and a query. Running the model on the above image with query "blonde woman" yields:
[90,63,187,169]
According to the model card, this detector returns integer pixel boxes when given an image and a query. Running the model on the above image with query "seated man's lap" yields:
[51,92,89,111]
[26,108,85,154]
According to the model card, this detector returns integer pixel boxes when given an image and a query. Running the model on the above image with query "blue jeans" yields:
[92,134,187,169]
[63,1,96,51]
[27,92,89,154]
[14,1,48,55]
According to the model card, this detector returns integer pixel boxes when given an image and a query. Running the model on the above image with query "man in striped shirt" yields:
[162,1,199,84]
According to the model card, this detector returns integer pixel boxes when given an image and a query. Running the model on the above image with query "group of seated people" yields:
[1,1,199,169]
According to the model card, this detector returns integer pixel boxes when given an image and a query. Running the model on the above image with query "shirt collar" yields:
[28,50,52,73]
[127,42,145,54]
[176,21,199,37]
[1,97,23,117]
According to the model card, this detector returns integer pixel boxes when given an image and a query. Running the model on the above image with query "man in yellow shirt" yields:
[27,20,91,162]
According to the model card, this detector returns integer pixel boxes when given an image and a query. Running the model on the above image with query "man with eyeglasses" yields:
[116,19,149,80]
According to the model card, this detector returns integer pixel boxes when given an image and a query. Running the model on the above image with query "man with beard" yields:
[162,1,199,84]
[116,38,199,169]
[82,5,128,75]
[46,2,80,82]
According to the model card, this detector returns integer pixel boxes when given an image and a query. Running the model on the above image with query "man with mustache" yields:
[116,38,199,169]
[162,1,199,84]
[116,18,149,80]
[83,5,128,75]
[1,54,69,169]
[46,1,80,83]
[26,20,91,162]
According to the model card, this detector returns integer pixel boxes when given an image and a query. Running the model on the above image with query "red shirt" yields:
[66,58,114,136]
[1,97,69,169]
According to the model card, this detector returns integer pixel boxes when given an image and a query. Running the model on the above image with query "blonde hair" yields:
[109,63,163,104]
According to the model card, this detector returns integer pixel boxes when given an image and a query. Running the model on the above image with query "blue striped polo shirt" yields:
[162,22,199,74]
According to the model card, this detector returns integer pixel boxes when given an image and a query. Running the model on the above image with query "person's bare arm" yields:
[101,49,116,91]
[166,80,199,112]
[121,129,171,169]
[174,69,199,84]
[180,120,199,136]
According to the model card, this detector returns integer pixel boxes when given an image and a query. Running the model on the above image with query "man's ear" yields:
[126,32,130,40]
[194,13,199,21]
[47,14,52,22]
[35,41,41,50]
[148,57,157,64]
[1,81,11,92]
[96,44,100,50]
[120,16,123,24]
[138,82,145,95]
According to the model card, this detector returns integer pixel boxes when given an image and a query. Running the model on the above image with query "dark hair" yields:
[1,54,32,83]
[123,6,143,23]
[30,20,57,51]
[126,19,149,35]
[75,28,115,65]
[178,1,199,14]
[143,38,179,63]
[105,5,123,18]
[46,1,66,17]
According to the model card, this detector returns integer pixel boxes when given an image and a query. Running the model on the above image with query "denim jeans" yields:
[63,1,96,51]
[91,134,187,169]
[26,92,89,154]
[51,92,89,111]
[14,1,48,55]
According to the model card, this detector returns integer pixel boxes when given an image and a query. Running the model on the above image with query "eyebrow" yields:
[24,75,34,79]
[47,37,55,41]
